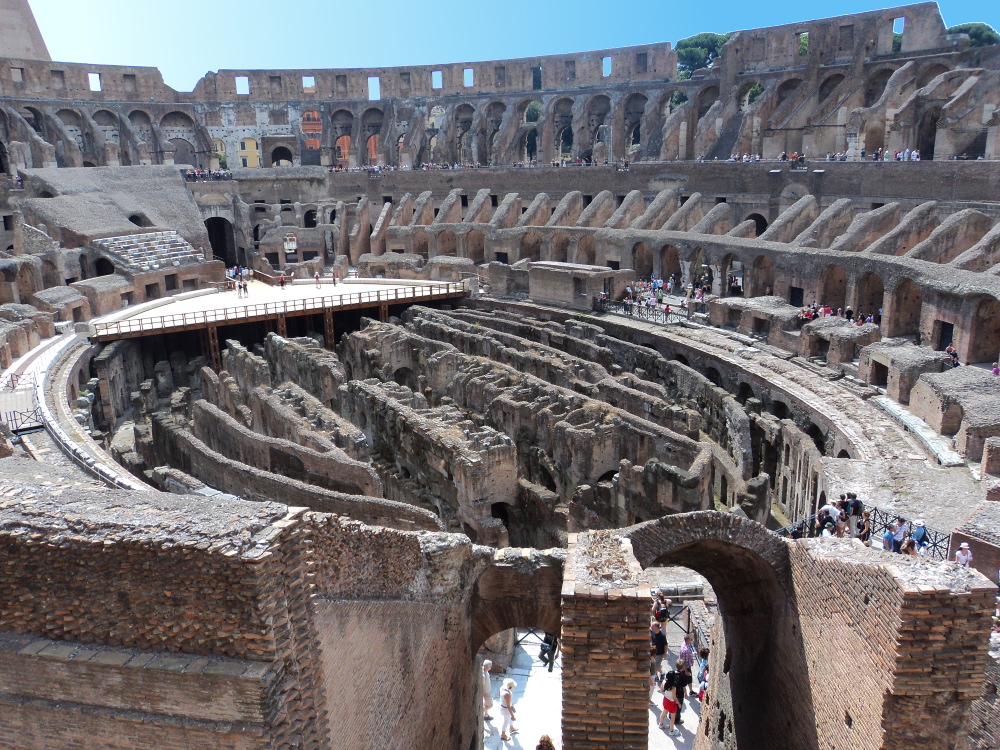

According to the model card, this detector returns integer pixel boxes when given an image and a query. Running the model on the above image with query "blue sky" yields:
[28,0,997,92]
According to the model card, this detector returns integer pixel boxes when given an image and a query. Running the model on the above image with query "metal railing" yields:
[91,282,466,338]
[597,298,691,325]
[775,506,949,560]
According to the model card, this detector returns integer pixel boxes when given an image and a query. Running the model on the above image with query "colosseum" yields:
[0,1,998,749]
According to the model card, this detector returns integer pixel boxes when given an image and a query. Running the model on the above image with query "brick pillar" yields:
[561,535,650,750]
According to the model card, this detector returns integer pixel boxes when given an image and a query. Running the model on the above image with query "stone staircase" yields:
[93,231,205,271]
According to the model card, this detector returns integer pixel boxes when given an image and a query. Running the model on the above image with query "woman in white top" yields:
[499,678,518,741]
[955,542,973,567]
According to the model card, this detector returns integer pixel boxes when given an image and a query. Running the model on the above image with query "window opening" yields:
[235,76,250,95]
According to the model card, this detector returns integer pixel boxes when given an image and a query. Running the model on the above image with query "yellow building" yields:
[238,137,261,168]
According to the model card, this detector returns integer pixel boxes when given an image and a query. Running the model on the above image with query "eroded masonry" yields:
[0,1,999,749]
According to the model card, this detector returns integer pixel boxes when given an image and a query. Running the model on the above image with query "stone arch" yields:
[469,554,563,653]
[361,108,383,165]
[303,209,317,228]
[917,63,949,89]
[575,235,596,265]
[864,69,895,107]
[622,92,647,154]
[967,296,1000,364]
[888,278,922,337]
[270,146,293,167]
[20,106,43,134]
[549,234,569,263]
[624,513,816,749]
[479,101,506,165]
[205,217,237,266]
[331,109,354,166]
[520,231,541,263]
[775,78,802,105]
[750,255,775,297]
[736,81,764,113]
[437,230,457,257]
[583,95,612,160]
[94,257,115,277]
[466,230,485,264]
[632,241,652,278]
[696,86,719,120]
[818,264,847,311]
[854,272,884,319]
[454,103,475,164]
[817,74,845,103]
[720,253,742,296]
[552,97,574,159]
[736,381,755,404]
[746,213,769,237]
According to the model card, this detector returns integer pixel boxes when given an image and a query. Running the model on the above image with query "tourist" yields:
[279,274,286,289]
[955,542,973,567]
[657,659,682,735]
[822,521,836,537]
[314,271,321,288]
[893,517,910,553]
[650,621,667,674]
[696,648,710,701]
[992,363,999,376]
[858,510,872,544]
[672,658,693,727]
[911,519,929,554]
[536,735,556,750]
[679,634,696,675]
[651,592,670,624]
[482,660,494,721]
[901,538,917,556]
[648,647,659,703]
[499,678,518,741]
[882,520,897,551]
[539,632,557,668]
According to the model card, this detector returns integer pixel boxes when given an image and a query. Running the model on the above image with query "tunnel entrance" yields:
[205,217,237,266]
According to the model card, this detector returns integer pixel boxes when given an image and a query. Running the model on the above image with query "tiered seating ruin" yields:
[93,231,205,271]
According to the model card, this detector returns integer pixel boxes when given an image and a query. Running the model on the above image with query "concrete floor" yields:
[485,622,706,750]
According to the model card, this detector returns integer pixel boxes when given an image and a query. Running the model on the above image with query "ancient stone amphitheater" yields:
[0,1,998,749]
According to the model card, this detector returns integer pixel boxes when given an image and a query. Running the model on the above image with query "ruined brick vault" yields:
[0,1,998,749]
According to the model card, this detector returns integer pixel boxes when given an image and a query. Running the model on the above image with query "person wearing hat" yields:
[499,678,518,741]
[821,521,836,538]
[911,520,928,554]
[955,542,973,567]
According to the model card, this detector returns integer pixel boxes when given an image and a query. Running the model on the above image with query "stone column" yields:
[561,533,649,750]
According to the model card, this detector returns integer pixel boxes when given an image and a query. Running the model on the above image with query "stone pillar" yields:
[561,534,649,750]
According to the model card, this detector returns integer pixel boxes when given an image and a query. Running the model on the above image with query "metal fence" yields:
[597,298,690,325]
[0,371,41,433]
[776,506,949,560]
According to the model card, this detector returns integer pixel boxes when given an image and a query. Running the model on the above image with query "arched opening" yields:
[558,127,573,159]
[721,254,743,297]
[550,234,569,263]
[584,95,611,160]
[0,140,8,175]
[334,135,351,164]
[771,400,790,420]
[79,254,90,280]
[94,258,115,277]
[818,264,847,311]
[750,255,775,297]
[575,235,596,265]
[168,138,196,166]
[917,63,949,89]
[623,92,647,155]
[917,107,940,160]
[205,217,237,266]
[437,230,457,257]
[854,272,884,322]
[889,279,922,337]
[466,230,485,265]
[864,69,894,107]
[806,423,827,455]
[270,146,293,167]
[303,210,317,228]
[128,213,152,228]
[736,382,755,404]
[817,74,845,103]
[392,366,418,391]
[837,449,852,459]
[775,78,802,105]
[520,231,541,263]
[628,516,818,750]
[704,367,722,386]
[521,128,538,162]
[696,86,719,120]
[746,213,768,237]
[661,245,681,291]
[632,242,652,278]
[968,297,1000,364]
[673,354,689,367]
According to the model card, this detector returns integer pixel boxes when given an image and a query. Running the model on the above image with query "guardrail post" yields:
[202,326,221,370]
[277,313,287,337]
[379,304,389,323]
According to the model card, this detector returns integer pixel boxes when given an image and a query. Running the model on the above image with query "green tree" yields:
[745,83,764,106]
[675,32,733,75]
[525,101,541,123]
[947,22,1000,47]
[892,32,902,53]
[217,153,228,169]
[668,91,689,114]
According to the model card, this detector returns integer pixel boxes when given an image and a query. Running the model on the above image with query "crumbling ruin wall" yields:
[145,412,440,531]
[250,382,368,460]
[190,399,381,496]
[92,338,143,429]
[264,333,344,406]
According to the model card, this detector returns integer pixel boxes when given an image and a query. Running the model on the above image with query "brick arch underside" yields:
[626,512,819,750]
[470,560,564,652]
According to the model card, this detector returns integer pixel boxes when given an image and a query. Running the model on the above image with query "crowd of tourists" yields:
[795,301,882,328]
[649,593,708,737]
[184,168,232,182]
